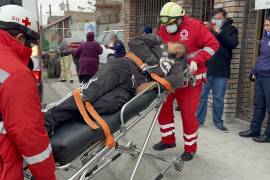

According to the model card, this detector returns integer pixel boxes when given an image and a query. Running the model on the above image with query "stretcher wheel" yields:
[128,144,139,157]
[173,158,184,172]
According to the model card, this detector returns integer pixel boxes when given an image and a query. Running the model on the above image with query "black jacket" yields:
[207,19,238,78]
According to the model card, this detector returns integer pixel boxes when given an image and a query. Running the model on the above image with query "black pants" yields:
[79,75,93,83]
[250,76,270,136]
[45,60,135,134]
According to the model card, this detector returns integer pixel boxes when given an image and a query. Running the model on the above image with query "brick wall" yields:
[123,0,138,47]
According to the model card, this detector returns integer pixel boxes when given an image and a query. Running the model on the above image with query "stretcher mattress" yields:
[50,89,158,165]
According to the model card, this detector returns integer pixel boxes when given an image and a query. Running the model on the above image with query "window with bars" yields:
[191,0,214,22]
[135,0,169,34]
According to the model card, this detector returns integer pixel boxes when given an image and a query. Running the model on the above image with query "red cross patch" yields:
[180,30,188,39]
[22,17,31,27]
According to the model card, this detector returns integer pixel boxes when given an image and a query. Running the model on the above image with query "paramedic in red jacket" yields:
[153,2,220,161]
[0,5,56,179]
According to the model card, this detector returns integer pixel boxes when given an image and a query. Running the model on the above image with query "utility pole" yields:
[66,0,70,11]
[39,4,43,25]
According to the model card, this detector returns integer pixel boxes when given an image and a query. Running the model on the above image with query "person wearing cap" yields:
[143,26,153,34]
[153,2,220,161]
[0,5,56,179]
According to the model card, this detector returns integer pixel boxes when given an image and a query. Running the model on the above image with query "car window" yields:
[96,32,106,44]
[103,32,115,45]
[117,31,124,42]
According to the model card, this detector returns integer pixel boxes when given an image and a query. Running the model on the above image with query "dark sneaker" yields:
[70,80,74,83]
[59,79,66,82]
[239,130,260,138]
[216,125,229,133]
[181,152,195,161]
[252,135,270,143]
[153,141,176,151]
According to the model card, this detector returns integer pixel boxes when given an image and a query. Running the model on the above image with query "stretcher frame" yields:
[24,83,184,180]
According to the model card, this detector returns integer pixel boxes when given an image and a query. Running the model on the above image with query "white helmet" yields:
[0,5,39,43]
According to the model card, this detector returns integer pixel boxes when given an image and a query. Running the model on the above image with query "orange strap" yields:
[72,90,99,129]
[85,102,116,148]
[126,52,173,92]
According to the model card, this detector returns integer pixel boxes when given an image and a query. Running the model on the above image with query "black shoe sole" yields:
[181,153,195,161]
[153,144,176,151]
[252,137,270,143]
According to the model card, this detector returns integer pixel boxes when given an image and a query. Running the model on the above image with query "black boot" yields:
[253,135,270,143]
[153,141,176,151]
[181,152,195,161]
[239,130,260,138]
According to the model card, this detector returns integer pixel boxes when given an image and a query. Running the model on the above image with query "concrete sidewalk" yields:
[43,65,270,180]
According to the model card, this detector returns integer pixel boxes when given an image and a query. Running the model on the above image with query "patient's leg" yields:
[45,60,135,134]
[93,84,134,114]
[83,59,133,104]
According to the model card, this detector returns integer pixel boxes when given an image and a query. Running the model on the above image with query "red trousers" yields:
[158,82,202,153]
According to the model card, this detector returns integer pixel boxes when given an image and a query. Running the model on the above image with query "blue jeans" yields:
[196,76,228,127]
[250,76,270,136]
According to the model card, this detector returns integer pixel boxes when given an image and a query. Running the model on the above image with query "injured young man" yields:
[44,34,188,137]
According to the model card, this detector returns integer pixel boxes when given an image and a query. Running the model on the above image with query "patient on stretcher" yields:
[44,34,187,135]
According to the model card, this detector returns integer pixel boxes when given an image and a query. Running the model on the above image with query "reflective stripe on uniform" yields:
[186,50,200,60]
[0,69,10,134]
[195,73,207,80]
[0,121,6,134]
[161,129,175,137]
[0,68,10,83]
[159,123,175,129]
[23,144,52,165]
[202,47,215,56]
[186,46,215,60]
[184,139,197,146]
[184,132,198,139]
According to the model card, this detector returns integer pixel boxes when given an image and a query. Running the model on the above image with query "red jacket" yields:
[158,16,220,77]
[0,30,56,180]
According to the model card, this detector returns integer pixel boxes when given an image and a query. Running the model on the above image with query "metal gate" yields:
[135,0,169,34]
[236,0,259,121]
[191,0,214,21]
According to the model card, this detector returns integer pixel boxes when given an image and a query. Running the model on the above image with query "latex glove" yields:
[189,61,198,74]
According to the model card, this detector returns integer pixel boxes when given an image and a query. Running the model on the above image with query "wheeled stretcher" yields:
[24,82,184,180]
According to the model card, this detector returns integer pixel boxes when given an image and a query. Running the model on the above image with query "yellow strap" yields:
[85,102,116,148]
[126,52,173,92]
[72,90,99,129]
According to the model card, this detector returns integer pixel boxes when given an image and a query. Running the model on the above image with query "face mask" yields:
[166,24,178,34]
[212,19,224,28]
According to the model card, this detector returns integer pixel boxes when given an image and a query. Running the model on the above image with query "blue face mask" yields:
[267,31,270,37]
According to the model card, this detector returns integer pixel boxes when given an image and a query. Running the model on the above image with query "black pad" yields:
[50,89,158,165]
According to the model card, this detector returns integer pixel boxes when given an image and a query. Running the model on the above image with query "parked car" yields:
[96,30,124,64]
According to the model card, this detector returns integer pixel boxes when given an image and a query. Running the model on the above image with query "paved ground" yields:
[43,63,270,180]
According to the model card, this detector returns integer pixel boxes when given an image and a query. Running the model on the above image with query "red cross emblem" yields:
[180,30,188,38]
[22,17,31,27]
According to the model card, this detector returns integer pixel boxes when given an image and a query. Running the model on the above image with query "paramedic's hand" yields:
[189,61,198,74]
